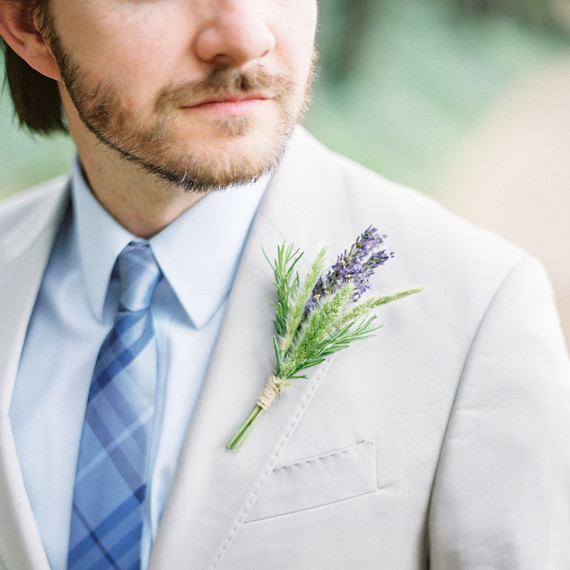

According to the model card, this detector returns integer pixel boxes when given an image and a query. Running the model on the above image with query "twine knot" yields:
[256,375,281,410]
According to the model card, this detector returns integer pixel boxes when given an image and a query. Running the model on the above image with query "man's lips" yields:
[182,94,271,116]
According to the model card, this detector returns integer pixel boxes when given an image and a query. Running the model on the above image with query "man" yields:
[0,1,568,569]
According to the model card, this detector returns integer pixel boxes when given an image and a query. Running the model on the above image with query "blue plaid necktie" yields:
[68,242,162,570]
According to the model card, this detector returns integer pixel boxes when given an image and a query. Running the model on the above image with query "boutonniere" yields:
[227,226,422,451]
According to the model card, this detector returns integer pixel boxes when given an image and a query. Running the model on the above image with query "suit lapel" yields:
[0,182,69,569]
[149,129,353,569]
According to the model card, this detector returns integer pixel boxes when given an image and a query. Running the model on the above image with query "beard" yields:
[46,28,313,192]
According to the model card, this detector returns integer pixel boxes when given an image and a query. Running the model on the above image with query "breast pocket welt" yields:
[244,440,377,523]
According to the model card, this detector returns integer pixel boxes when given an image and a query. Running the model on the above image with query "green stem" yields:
[226,405,265,451]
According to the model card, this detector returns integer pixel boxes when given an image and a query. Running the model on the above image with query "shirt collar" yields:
[71,157,269,328]
[72,159,134,321]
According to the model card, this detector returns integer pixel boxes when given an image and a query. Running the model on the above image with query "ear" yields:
[0,1,61,80]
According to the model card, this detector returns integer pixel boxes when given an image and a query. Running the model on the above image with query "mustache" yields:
[155,66,296,112]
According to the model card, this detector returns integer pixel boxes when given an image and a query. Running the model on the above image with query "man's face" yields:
[45,0,317,191]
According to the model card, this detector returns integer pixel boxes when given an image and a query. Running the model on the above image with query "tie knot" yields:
[117,243,162,312]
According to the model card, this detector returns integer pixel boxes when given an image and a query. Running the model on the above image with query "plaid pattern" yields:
[68,243,162,570]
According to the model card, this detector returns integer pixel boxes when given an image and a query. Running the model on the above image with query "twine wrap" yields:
[256,375,281,410]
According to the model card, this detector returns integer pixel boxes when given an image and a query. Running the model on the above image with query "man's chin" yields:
[132,146,277,193]
[153,128,293,190]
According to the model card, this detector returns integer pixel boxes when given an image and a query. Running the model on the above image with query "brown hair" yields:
[1,0,66,134]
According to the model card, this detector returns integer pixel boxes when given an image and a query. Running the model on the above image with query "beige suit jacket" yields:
[1,129,569,569]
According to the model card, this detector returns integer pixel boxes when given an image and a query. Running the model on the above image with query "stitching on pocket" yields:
[274,440,374,473]
[245,440,377,524]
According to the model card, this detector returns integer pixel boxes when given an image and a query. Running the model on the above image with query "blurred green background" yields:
[1,0,568,200]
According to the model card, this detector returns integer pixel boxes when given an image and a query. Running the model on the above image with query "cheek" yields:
[279,2,318,69]
[52,2,195,89]
[106,9,196,77]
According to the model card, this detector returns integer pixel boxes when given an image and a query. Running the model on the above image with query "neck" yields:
[77,146,205,239]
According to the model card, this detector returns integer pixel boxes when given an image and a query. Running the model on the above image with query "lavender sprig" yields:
[227,228,422,451]
[307,225,393,307]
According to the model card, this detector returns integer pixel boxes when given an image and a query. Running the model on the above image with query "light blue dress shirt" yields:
[9,160,269,569]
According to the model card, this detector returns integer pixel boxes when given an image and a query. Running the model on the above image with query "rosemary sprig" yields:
[265,244,303,338]
[280,246,327,356]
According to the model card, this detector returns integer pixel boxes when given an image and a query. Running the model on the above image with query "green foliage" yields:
[265,244,303,338]
[337,288,424,330]
[268,241,423,383]
[281,284,354,378]
[279,246,327,356]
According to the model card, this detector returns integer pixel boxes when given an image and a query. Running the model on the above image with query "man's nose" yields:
[194,0,276,67]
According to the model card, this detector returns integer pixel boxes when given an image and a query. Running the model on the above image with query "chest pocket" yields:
[245,440,377,523]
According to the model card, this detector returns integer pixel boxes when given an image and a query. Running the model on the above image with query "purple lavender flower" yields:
[307,225,394,308]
